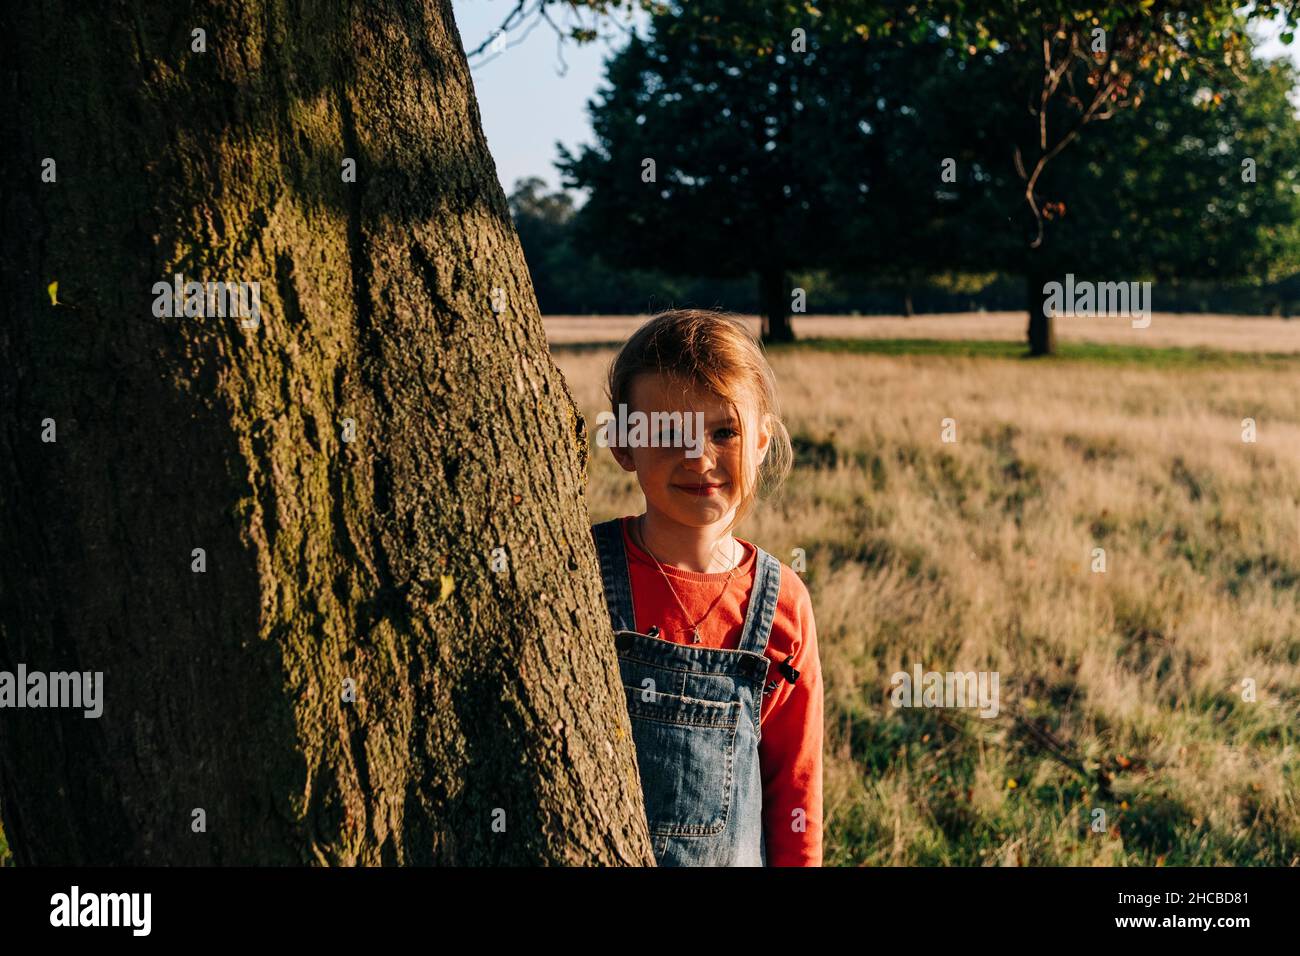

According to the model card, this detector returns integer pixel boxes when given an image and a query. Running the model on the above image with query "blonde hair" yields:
[605,308,793,536]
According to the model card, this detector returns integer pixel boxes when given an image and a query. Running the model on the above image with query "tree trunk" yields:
[758,265,794,343]
[0,0,654,866]
[1025,263,1056,356]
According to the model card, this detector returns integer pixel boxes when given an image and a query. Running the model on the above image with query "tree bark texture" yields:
[0,0,655,865]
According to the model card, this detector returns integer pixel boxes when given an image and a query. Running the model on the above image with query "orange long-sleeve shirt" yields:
[617,515,824,866]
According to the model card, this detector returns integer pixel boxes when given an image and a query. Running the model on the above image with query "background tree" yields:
[507,174,757,314]
[1046,46,1300,286]
[906,19,1300,334]
[556,1,1299,349]
[0,0,655,865]
[904,0,1300,353]
[556,0,909,343]
[510,176,585,313]
[822,30,1014,317]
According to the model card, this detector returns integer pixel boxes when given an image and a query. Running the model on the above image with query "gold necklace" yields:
[636,514,741,644]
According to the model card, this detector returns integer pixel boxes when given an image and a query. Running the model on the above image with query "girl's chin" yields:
[657,491,735,522]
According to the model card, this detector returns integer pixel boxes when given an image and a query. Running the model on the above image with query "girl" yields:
[591,309,823,867]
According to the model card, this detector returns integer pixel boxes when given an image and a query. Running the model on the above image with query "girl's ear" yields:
[755,413,773,466]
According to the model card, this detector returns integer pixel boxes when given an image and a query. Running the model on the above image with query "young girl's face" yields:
[610,372,771,530]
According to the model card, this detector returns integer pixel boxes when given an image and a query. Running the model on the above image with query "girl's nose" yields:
[682,443,717,471]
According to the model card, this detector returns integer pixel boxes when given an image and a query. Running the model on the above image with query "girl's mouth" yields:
[674,482,728,497]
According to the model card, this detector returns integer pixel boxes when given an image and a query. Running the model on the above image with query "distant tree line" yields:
[512,1,1300,336]
[511,175,1300,318]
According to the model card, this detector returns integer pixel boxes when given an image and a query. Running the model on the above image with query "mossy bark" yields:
[0,0,653,865]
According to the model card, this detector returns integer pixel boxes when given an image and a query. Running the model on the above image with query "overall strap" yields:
[591,517,636,632]
[736,547,782,657]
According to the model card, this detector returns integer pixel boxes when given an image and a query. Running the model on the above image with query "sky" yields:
[452,1,1300,205]
[452,0,650,202]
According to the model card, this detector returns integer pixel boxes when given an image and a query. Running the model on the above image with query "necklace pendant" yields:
[691,628,702,644]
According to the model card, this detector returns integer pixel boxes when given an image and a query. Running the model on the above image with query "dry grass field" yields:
[546,312,1300,354]
[553,315,1300,866]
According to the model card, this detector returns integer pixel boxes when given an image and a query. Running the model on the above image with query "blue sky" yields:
[453,0,650,202]
[452,1,1300,205]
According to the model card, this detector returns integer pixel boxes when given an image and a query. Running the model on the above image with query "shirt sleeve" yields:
[758,579,824,866]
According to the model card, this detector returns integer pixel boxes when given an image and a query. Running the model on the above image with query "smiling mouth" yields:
[674,482,728,496]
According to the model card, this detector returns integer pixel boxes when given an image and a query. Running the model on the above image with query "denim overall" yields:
[592,518,782,867]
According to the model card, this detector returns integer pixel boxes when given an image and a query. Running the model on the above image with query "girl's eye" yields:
[714,428,738,442]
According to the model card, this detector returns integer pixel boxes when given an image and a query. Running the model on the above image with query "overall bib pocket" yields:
[621,683,740,836]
